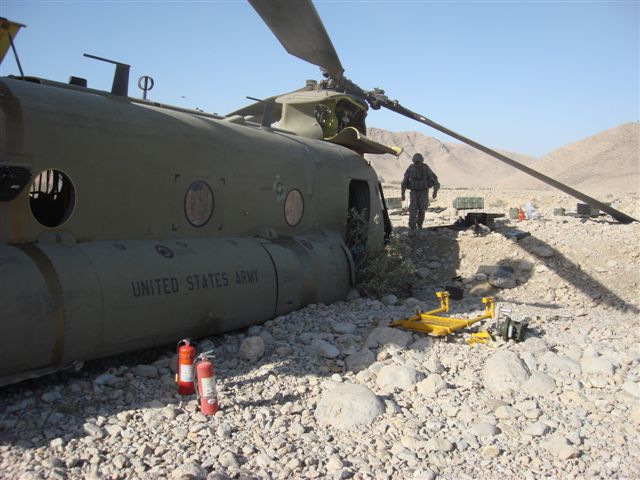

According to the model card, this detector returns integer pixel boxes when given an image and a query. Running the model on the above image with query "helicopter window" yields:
[184,181,214,227]
[284,189,304,227]
[29,169,76,228]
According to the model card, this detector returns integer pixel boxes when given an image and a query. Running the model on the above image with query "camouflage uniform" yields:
[401,156,440,231]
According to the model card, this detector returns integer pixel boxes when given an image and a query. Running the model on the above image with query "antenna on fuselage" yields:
[246,96,275,128]
[84,53,130,97]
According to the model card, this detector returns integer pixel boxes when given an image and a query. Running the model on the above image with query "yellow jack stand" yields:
[391,291,495,336]
[467,331,493,347]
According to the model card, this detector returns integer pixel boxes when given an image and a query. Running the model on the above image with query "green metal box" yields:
[452,197,484,210]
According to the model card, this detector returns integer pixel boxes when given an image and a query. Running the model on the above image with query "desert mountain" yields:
[365,123,640,195]
[364,128,537,187]
[496,122,640,195]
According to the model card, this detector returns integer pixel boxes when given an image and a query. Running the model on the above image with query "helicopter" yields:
[0,2,635,387]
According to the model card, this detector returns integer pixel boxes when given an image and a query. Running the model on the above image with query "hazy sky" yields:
[1,1,638,157]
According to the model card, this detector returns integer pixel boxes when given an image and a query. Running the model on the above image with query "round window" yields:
[29,169,76,228]
[185,181,214,227]
[284,189,304,226]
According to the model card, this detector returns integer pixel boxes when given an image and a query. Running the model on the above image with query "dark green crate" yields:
[452,197,484,209]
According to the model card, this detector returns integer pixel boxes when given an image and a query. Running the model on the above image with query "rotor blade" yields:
[0,18,25,65]
[374,97,637,224]
[248,0,344,79]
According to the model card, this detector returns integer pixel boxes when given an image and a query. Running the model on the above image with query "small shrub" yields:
[490,198,507,208]
[346,209,416,297]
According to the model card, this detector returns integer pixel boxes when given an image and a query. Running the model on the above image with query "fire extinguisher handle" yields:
[199,349,215,360]
[177,338,195,349]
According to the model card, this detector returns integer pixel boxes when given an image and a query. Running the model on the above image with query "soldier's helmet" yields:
[412,153,424,164]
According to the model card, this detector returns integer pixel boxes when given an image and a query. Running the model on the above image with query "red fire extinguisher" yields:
[518,208,525,222]
[176,339,196,395]
[194,351,219,415]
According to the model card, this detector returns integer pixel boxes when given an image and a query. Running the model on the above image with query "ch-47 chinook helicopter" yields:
[0,2,636,386]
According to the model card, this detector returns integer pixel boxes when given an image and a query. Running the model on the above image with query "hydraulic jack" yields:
[391,291,495,336]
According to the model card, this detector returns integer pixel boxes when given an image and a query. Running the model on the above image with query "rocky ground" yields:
[1,188,639,480]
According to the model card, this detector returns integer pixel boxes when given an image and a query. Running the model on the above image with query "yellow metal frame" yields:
[391,291,495,336]
[0,19,26,64]
[467,331,493,346]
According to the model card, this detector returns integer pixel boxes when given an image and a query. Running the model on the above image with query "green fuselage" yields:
[0,77,385,385]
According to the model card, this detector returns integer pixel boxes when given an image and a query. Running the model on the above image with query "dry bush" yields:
[489,198,507,208]
[346,209,416,297]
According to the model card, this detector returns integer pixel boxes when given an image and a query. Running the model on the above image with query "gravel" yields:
[1,190,639,479]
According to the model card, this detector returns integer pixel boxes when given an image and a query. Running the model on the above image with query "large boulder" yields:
[345,349,375,373]
[623,381,640,398]
[365,327,413,349]
[330,321,357,334]
[380,294,398,306]
[311,338,340,359]
[314,383,385,429]
[376,365,424,391]
[239,336,265,362]
[541,434,578,460]
[482,350,530,396]
[540,352,581,375]
[171,462,207,480]
[522,337,549,355]
[522,371,556,397]
[417,373,447,397]
[134,364,159,378]
[581,356,616,376]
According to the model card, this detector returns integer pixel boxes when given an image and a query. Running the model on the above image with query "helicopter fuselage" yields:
[0,77,385,385]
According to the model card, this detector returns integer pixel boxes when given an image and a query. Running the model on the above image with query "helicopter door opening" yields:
[29,169,76,228]
[377,182,393,243]
[346,180,370,259]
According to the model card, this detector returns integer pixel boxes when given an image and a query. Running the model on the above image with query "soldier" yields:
[401,153,440,234]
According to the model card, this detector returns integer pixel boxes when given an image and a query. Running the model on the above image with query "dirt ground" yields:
[0,186,638,480]
[382,186,640,313]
